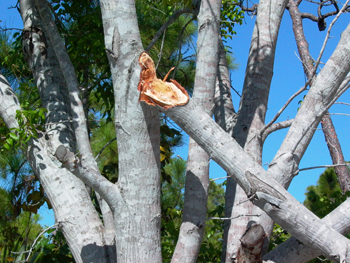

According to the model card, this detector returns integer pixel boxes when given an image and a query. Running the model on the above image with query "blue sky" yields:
[173,2,350,203]
[1,1,350,226]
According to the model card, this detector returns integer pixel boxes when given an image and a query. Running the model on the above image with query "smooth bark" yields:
[263,196,350,263]
[100,0,162,262]
[19,1,115,262]
[171,1,221,262]
[288,0,350,194]
[224,0,288,260]
[261,3,350,262]
[213,38,237,262]
[164,97,350,262]
[268,11,350,189]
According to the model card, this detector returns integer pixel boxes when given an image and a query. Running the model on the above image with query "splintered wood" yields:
[137,52,189,110]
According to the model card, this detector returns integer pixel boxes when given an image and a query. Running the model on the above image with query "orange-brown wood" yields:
[138,52,189,110]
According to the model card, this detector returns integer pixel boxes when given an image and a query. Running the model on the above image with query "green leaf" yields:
[9,133,19,141]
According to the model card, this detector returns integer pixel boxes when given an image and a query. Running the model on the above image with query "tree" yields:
[303,168,350,263]
[1,0,350,262]
[304,168,349,220]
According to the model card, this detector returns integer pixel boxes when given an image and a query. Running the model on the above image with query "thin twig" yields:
[156,28,166,70]
[334,102,350,107]
[260,81,310,139]
[329,113,350,117]
[297,163,350,173]
[145,8,192,52]
[210,176,229,181]
[199,214,261,227]
[261,119,294,142]
[172,17,195,79]
[11,224,58,262]
[95,137,117,160]
[313,0,350,73]
[0,27,23,32]
[207,214,261,221]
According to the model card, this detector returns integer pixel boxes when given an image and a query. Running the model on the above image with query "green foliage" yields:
[269,224,291,251]
[162,157,187,209]
[160,123,183,184]
[29,229,73,263]
[1,1,243,261]
[221,0,244,39]
[91,120,118,183]
[0,31,32,85]
[161,159,225,262]
[2,108,46,152]
[198,181,225,263]
[136,0,198,93]
[0,187,43,263]
[304,168,347,219]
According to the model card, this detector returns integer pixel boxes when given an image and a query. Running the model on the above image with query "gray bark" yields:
[287,0,350,194]
[0,72,20,130]
[263,196,350,263]
[171,1,221,262]
[213,38,236,134]
[261,3,350,262]
[321,113,350,193]
[268,25,350,187]
[164,97,350,262]
[19,1,115,262]
[164,20,350,262]
[223,0,288,260]
[1,0,349,262]
[100,0,162,262]
[213,38,237,262]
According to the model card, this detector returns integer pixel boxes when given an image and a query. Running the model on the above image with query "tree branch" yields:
[162,98,350,261]
[313,0,350,71]
[264,196,350,262]
[35,0,117,206]
[145,7,192,52]
[261,119,293,143]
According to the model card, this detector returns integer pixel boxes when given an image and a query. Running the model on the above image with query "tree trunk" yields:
[288,0,350,194]
[164,95,350,262]
[213,38,238,262]
[171,1,221,262]
[100,0,162,262]
[224,0,288,260]
[19,1,115,262]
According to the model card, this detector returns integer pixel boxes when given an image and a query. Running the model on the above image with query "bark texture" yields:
[171,1,221,262]
[19,1,115,262]
[261,2,350,262]
[321,113,350,193]
[164,97,350,262]
[236,223,265,263]
[288,0,350,194]
[213,38,238,262]
[100,0,162,262]
[224,0,288,260]
[263,197,350,262]
[268,2,350,187]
